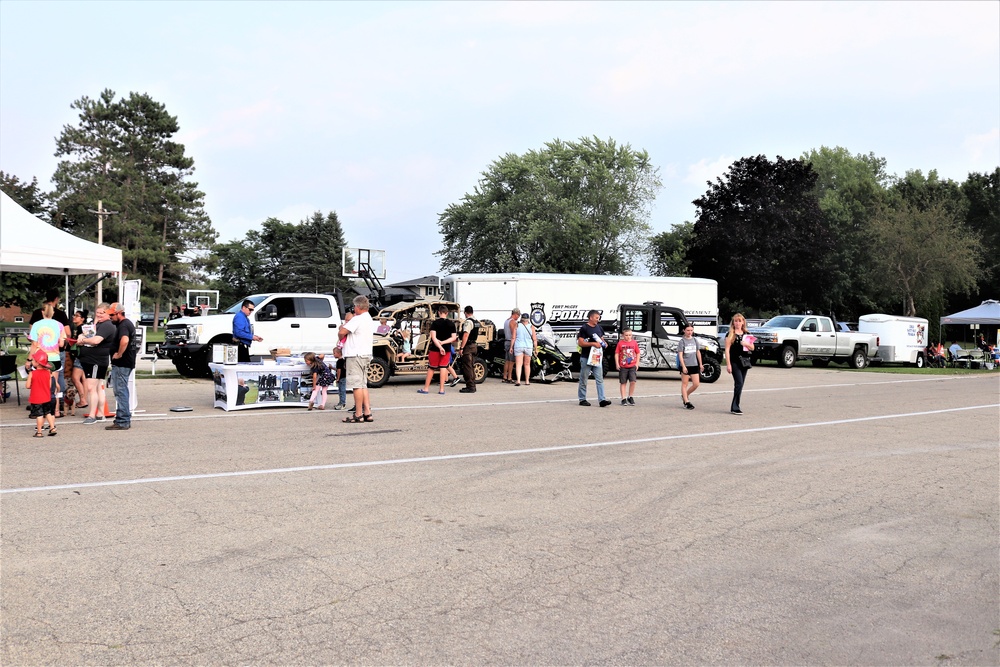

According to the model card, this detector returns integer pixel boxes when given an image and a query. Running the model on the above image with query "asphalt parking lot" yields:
[2,366,998,665]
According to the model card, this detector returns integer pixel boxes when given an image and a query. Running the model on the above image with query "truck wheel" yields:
[367,357,390,388]
[778,345,797,368]
[812,359,830,368]
[914,354,925,369]
[172,357,198,378]
[849,348,867,369]
[474,358,487,384]
[700,358,721,384]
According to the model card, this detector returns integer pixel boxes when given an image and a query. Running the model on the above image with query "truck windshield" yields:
[222,295,268,314]
[762,316,804,329]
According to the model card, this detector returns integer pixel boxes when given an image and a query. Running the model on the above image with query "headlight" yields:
[188,324,203,340]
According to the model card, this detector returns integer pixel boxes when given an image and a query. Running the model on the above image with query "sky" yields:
[1,1,998,286]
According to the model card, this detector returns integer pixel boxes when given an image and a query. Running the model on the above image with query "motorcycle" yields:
[484,323,573,383]
[529,323,574,383]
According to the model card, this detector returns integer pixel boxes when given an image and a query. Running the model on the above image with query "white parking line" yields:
[2,403,996,495]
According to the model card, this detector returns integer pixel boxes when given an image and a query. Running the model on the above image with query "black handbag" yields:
[738,355,752,369]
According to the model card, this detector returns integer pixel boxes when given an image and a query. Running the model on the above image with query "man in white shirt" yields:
[339,295,375,423]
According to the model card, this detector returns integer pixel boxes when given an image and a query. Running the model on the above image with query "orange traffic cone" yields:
[104,401,114,418]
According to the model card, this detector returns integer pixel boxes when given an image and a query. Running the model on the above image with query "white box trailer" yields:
[858,313,929,367]
[442,273,718,355]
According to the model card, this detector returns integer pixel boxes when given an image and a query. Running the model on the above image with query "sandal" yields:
[342,414,363,423]
[48,428,57,437]
[363,413,374,422]
[33,430,45,438]
[77,404,89,410]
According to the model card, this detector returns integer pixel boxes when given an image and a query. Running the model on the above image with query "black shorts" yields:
[81,361,108,380]
[29,401,55,418]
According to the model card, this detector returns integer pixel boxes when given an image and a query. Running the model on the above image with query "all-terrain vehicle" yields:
[366,299,496,388]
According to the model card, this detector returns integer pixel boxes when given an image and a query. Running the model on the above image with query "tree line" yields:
[2,89,996,330]
[439,141,997,325]
[0,89,352,321]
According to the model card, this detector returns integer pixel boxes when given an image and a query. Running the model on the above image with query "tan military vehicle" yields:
[366,299,495,388]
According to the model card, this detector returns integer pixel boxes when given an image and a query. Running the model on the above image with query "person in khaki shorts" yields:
[339,295,375,423]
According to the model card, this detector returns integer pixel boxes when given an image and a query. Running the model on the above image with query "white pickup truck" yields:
[749,315,879,369]
[162,293,343,377]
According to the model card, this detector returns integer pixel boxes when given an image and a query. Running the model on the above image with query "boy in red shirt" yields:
[615,328,640,406]
[26,349,57,437]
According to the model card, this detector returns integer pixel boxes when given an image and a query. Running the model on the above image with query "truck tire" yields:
[474,358,487,384]
[778,345,797,368]
[172,356,198,377]
[367,357,390,388]
[914,353,925,369]
[849,348,867,369]
[700,357,721,383]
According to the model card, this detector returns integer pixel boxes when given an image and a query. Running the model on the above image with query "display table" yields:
[209,361,313,411]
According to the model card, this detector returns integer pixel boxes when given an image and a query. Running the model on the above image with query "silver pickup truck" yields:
[749,315,879,369]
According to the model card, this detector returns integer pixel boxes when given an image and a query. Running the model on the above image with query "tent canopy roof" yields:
[0,190,122,276]
[940,300,1000,325]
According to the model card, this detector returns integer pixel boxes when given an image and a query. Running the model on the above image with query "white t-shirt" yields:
[342,312,374,357]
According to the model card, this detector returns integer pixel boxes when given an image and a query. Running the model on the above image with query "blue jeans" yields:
[338,377,347,405]
[578,361,605,402]
[110,365,131,427]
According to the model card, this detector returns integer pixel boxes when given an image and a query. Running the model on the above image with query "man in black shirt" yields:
[106,302,136,431]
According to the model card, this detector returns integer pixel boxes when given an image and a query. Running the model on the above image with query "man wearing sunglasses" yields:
[233,299,263,363]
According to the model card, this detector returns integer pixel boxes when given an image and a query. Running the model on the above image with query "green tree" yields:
[869,200,980,317]
[646,221,694,276]
[802,146,890,319]
[960,168,1000,306]
[687,155,834,316]
[50,89,217,321]
[208,211,351,304]
[437,136,661,275]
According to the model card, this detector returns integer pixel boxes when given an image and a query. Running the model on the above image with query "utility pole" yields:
[87,200,118,305]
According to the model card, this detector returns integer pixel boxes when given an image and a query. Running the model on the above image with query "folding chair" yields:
[0,354,21,405]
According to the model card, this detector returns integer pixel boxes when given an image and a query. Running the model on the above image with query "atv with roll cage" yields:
[366,299,495,388]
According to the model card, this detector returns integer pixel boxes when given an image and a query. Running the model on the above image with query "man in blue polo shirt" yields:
[233,300,263,362]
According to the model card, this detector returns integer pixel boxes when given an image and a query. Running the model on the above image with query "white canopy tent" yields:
[940,299,1000,325]
[0,190,122,276]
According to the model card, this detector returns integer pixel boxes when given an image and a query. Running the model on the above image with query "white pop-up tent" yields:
[940,300,1000,325]
[0,190,122,276]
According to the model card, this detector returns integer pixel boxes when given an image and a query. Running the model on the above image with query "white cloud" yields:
[684,156,735,186]
[963,128,1000,165]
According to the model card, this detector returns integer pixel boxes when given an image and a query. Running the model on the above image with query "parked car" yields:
[717,324,729,349]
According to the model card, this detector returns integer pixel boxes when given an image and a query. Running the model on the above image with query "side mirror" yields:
[258,304,278,321]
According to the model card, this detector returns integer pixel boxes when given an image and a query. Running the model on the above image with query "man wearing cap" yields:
[106,302,136,430]
[457,305,480,393]
[233,299,263,363]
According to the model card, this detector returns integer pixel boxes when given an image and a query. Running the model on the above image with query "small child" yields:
[678,324,703,409]
[305,352,333,410]
[332,347,348,410]
[25,350,57,437]
[397,329,412,362]
[615,328,639,406]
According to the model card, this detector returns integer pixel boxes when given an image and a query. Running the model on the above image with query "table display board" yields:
[209,361,313,411]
